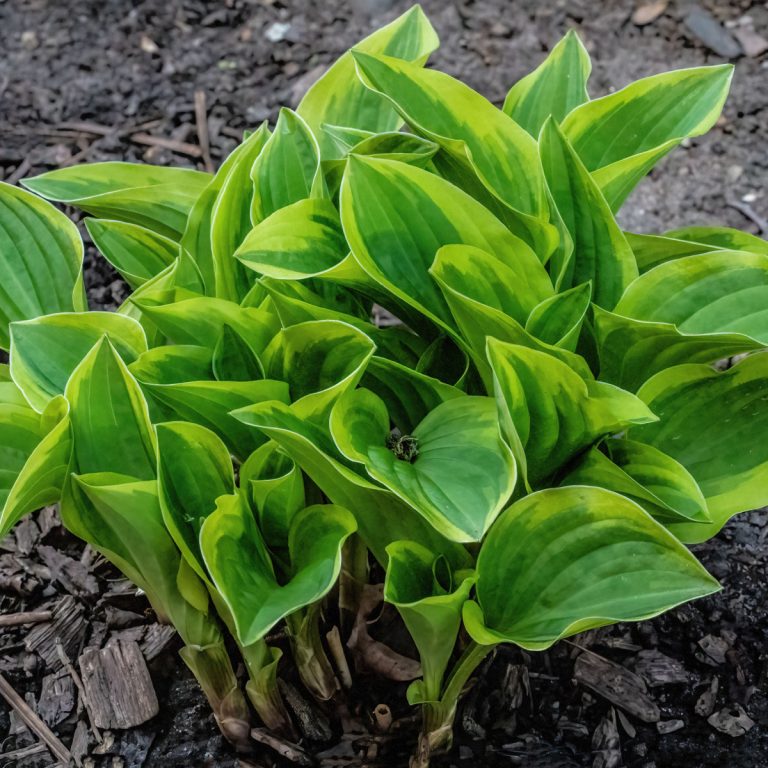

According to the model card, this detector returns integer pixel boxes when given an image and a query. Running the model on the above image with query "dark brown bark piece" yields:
[25,596,86,669]
[574,651,660,723]
[37,668,75,727]
[78,640,159,729]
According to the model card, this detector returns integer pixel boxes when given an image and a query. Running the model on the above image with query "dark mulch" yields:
[1,1,767,767]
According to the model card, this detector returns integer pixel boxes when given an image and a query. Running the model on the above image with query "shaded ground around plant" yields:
[1,1,767,766]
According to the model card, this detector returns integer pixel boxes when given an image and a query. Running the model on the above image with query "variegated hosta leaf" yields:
[664,225,768,256]
[131,289,280,355]
[487,338,656,489]
[156,421,235,582]
[85,218,178,289]
[201,497,356,646]
[261,319,375,423]
[352,52,554,253]
[384,540,474,699]
[341,155,553,331]
[130,345,289,460]
[182,125,270,297]
[594,306,765,392]
[10,312,148,412]
[212,325,265,382]
[430,248,592,385]
[524,282,592,351]
[241,442,305,548]
[23,162,211,240]
[0,182,84,350]
[232,400,472,569]
[330,389,516,542]
[251,108,322,224]
[463,486,720,649]
[297,6,439,160]
[631,354,768,543]
[539,118,637,309]
[562,65,733,211]
[503,30,591,137]
[0,389,71,538]
[624,231,719,274]
[561,438,710,526]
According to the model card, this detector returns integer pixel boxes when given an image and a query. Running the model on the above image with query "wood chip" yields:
[631,1,668,26]
[38,545,99,596]
[708,704,755,737]
[139,623,177,661]
[26,596,86,669]
[657,719,684,734]
[698,634,730,665]
[695,677,719,717]
[79,641,159,729]
[574,651,660,723]
[591,709,621,768]
[37,668,75,727]
[251,727,314,766]
[0,610,52,628]
[634,650,689,687]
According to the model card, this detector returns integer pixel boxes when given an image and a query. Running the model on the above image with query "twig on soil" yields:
[0,742,49,761]
[194,90,215,173]
[6,158,31,185]
[725,196,768,234]
[129,132,202,158]
[250,727,315,766]
[0,609,52,628]
[55,639,103,749]
[0,671,72,765]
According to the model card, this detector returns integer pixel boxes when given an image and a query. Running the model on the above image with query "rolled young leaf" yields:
[524,282,592,351]
[297,6,439,159]
[487,338,656,489]
[503,30,591,136]
[0,182,84,350]
[631,354,768,542]
[539,118,637,309]
[463,486,720,649]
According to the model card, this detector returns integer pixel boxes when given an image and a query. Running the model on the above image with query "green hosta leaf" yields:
[0,182,84,350]
[131,351,289,460]
[262,320,375,423]
[129,345,213,386]
[341,155,552,329]
[384,541,474,699]
[10,312,148,412]
[65,338,156,480]
[251,108,322,223]
[664,226,768,256]
[525,282,592,351]
[23,162,211,240]
[503,30,591,136]
[241,442,305,548]
[594,306,765,392]
[182,125,270,296]
[212,325,264,382]
[431,250,592,384]
[562,65,733,208]
[237,198,348,280]
[201,497,356,645]
[624,232,719,274]
[331,390,516,542]
[463,486,719,649]
[156,421,235,581]
[132,290,280,355]
[321,124,376,154]
[362,356,463,434]
[631,354,768,542]
[297,6,439,159]
[539,118,637,308]
[561,438,709,525]
[0,392,71,538]
[487,339,656,489]
[85,218,177,289]
[232,400,471,569]
[352,52,552,252]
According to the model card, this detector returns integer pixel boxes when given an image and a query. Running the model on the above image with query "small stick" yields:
[6,157,31,185]
[326,626,353,689]
[0,610,52,628]
[250,728,314,766]
[129,132,202,158]
[194,90,215,173]
[0,742,49,760]
[726,196,768,234]
[55,639,102,749]
[0,671,72,765]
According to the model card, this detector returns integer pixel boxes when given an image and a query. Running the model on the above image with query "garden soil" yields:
[1,1,768,767]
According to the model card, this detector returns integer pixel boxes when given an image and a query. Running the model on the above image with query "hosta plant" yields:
[2,6,767,766]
